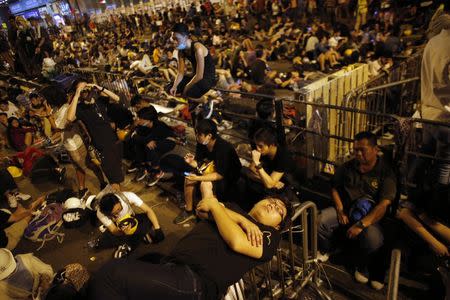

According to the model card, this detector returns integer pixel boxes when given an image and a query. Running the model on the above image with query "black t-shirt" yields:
[76,97,117,151]
[250,59,267,85]
[195,137,242,183]
[137,121,175,142]
[167,204,280,299]
[0,210,12,247]
[248,119,276,149]
[331,157,396,209]
[106,102,133,129]
[260,147,295,181]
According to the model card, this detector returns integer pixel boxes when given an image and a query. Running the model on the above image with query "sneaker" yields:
[6,194,18,208]
[113,244,132,259]
[173,210,195,225]
[354,270,369,284]
[370,280,385,290]
[134,168,148,182]
[316,251,330,262]
[55,167,66,183]
[143,233,152,244]
[146,170,165,187]
[127,163,139,174]
[13,192,31,202]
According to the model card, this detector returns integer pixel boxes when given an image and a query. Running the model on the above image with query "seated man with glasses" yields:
[88,183,293,300]
[317,131,396,290]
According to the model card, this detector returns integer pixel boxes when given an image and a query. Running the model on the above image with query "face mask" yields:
[31,103,43,109]
[201,136,210,145]
[177,42,187,50]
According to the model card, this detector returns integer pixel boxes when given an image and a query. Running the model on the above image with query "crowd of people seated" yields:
[0,0,448,299]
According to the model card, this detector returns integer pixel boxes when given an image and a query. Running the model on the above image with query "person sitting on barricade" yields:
[87,190,164,259]
[318,131,396,290]
[88,183,293,300]
[168,119,242,225]
[169,23,216,124]
[127,106,176,187]
[241,127,296,210]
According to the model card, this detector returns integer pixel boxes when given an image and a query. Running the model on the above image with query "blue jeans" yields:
[89,259,203,300]
[318,207,384,261]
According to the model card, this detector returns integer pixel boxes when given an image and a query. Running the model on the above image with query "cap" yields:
[0,248,16,280]
[63,197,83,210]
[85,195,98,211]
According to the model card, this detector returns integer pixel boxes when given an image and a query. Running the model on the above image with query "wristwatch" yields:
[255,163,263,170]
[356,220,366,229]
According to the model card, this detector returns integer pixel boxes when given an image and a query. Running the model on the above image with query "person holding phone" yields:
[173,120,241,225]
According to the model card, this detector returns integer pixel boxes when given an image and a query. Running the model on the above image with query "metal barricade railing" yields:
[387,249,402,300]
[62,66,137,104]
[246,201,331,300]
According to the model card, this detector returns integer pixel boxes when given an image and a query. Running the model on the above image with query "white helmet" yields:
[85,195,98,211]
[64,197,83,210]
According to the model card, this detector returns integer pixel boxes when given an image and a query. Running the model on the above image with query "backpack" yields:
[349,197,375,223]
[24,203,64,250]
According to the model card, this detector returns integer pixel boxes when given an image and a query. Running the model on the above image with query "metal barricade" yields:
[387,249,402,300]
[246,201,331,300]
[63,66,137,104]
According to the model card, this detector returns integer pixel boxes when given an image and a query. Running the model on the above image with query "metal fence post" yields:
[275,99,286,147]
[387,249,401,300]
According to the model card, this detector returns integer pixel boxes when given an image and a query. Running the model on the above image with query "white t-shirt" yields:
[96,192,144,227]
[1,101,20,118]
[305,36,319,53]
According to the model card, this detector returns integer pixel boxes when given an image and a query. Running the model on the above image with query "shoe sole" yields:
[173,214,196,225]
[17,197,31,201]
[135,174,147,182]
[354,272,369,284]
[147,173,164,187]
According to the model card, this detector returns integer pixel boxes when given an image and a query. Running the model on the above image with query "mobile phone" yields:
[183,172,191,176]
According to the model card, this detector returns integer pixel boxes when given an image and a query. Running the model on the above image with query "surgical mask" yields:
[177,42,187,50]
[201,136,210,145]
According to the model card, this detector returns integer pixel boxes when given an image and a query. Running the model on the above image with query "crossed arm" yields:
[197,197,264,259]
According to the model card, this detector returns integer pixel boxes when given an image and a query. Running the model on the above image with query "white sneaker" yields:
[370,280,385,290]
[354,270,369,284]
[316,251,330,262]
[13,192,31,201]
[6,194,18,208]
